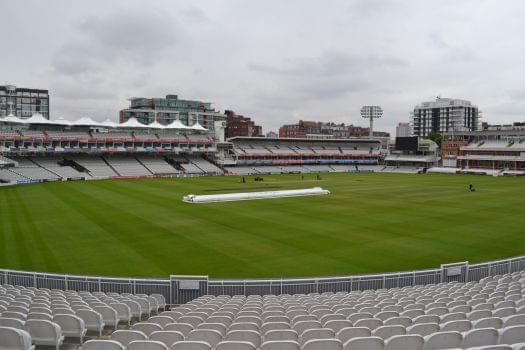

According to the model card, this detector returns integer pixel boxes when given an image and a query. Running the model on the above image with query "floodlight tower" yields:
[360,105,383,137]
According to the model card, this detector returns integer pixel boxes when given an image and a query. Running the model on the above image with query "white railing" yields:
[1,255,524,305]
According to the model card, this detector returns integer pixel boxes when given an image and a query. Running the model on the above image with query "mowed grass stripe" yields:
[1,173,524,278]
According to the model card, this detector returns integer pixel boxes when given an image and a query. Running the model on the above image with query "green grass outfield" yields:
[1,172,524,278]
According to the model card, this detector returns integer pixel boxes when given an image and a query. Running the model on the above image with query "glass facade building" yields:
[119,94,224,132]
[0,85,49,119]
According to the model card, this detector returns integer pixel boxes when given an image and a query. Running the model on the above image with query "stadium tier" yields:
[1,263,525,349]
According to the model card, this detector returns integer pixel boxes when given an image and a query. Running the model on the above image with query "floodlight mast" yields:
[360,106,383,137]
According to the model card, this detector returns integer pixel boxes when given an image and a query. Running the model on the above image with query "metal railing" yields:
[2,255,524,305]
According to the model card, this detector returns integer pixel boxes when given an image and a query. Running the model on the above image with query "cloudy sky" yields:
[2,0,525,134]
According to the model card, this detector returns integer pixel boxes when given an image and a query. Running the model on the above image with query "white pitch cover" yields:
[183,187,330,203]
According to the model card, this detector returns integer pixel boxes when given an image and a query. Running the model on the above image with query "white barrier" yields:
[183,187,330,203]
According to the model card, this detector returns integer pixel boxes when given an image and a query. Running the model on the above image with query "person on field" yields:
[469,184,476,192]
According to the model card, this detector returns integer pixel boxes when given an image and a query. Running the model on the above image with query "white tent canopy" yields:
[0,113,209,131]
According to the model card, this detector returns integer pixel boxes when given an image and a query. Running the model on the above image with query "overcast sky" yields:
[2,0,525,134]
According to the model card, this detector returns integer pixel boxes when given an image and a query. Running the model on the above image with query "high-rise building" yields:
[279,120,389,138]
[396,122,411,137]
[410,97,480,137]
[0,85,49,119]
[119,94,225,132]
[224,110,262,138]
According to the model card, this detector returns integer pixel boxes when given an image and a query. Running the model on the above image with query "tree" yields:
[426,132,443,146]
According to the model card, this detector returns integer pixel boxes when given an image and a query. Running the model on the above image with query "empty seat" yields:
[111,330,148,346]
[197,322,227,336]
[226,330,261,348]
[263,329,298,342]
[81,340,125,350]
[165,323,194,336]
[354,318,382,330]
[0,317,25,330]
[407,323,440,337]
[0,326,34,350]
[503,314,525,327]
[300,328,335,344]
[25,319,64,350]
[343,336,383,350]
[324,320,352,333]
[336,327,371,343]
[423,331,462,350]
[372,325,405,340]
[90,306,114,324]
[216,341,257,350]
[462,328,499,348]
[384,316,412,327]
[127,340,168,350]
[440,319,472,332]
[187,329,223,348]
[385,334,424,350]
[263,322,291,334]
[475,317,503,329]
[109,303,132,325]
[499,325,525,345]
[132,322,164,336]
[150,331,185,347]
[302,338,343,350]
[260,340,300,350]
[170,341,212,350]
[53,314,86,344]
[75,309,105,336]
[144,316,173,328]
[229,322,259,332]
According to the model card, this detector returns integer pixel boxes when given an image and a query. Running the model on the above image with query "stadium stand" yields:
[1,270,525,349]
[103,156,153,177]
[29,157,88,180]
[136,156,180,175]
[8,158,61,181]
[186,156,224,174]
[68,156,119,178]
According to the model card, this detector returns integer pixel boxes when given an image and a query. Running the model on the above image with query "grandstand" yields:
[1,260,525,350]
[103,156,152,177]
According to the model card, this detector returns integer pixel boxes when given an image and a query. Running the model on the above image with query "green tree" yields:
[426,132,443,146]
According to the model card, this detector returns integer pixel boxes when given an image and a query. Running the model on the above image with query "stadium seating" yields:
[1,268,524,350]
[68,156,118,178]
[136,156,180,175]
[103,156,152,177]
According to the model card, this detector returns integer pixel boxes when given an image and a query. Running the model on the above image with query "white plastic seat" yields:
[440,319,472,332]
[324,320,352,333]
[25,319,64,350]
[127,340,168,350]
[262,322,291,334]
[462,328,499,348]
[503,314,525,327]
[225,330,261,348]
[336,326,371,343]
[179,316,204,328]
[469,311,493,322]
[292,320,322,334]
[76,309,105,336]
[81,340,125,350]
[354,318,382,330]
[93,306,119,331]
[170,341,212,350]
[229,322,259,332]
[302,338,342,350]
[109,303,132,325]
[27,312,52,321]
[165,323,194,336]
[474,317,503,329]
[407,323,440,337]
[423,331,462,350]
[499,325,525,345]
[372,325,405,340]
[111,330,148,346]
[150,316,177,328]
[260,340,301,350]
[187,329,223,348]
[1,311,26,321]
[385,334,424,350]
[300,328,335,344]
[348,312,373,324]
[384,316,412,327]
[263,329,298,342]
[196,322,227,336]
[53,314,87,344]
[493,308,516,318]
[414,315,439,325]
[150,331,185,347]
[0,326,35,350]
[161,311,184,321]
[0,317,25,330]
[215,341,256,350]
[343,336,384,350]
[132,322,164,336]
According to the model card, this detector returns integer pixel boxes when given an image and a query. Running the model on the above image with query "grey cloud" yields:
[52,10,180,76]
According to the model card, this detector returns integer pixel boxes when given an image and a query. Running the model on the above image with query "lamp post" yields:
[361,106,383,137]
